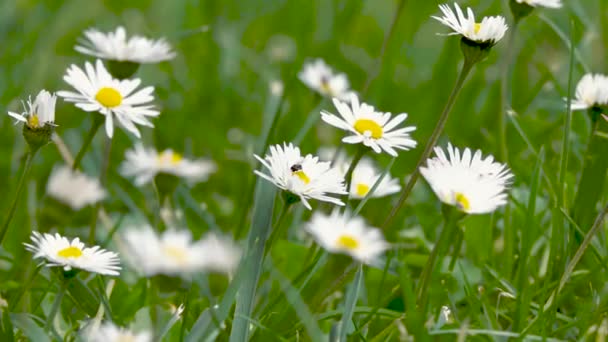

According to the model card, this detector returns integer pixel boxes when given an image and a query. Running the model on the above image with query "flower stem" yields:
[72,115,104,171]
[416,206,461,312]
[89,137,113,244]
[179,288,191,341]
[343,146,367,205]
[498,21,519,163]
[0,149,38,246]
[46,280,67,331]
[264,201,293,256]
[382,60,475,229]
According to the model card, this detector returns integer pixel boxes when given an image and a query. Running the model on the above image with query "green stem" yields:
[72,115,104,171]
[46,280,67,331]
[264,201,293,256]
[383,60,475,229]
[89,137,112,244]
[0,149,37,246]
[293,97,323,145]
[180,288,191,342]
[416,207,461,311]
[338,263,363,342]
[9,265,41,311]
[343,147,367,206]
[498,21,519,163]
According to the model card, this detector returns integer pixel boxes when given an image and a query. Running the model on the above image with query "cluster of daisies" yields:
[5,0,579,339]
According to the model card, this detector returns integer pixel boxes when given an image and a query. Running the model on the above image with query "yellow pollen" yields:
[356,183,370,197]
[337,235,359,250]
[474,23,481,34]
[57,246,83,258]
[354,119,383,139]
[158,151,183,165]
[293,170,311,184]
[27,115,40,128]
[95,87,123,108]
[320,78,332,95]
[455,192,471,212]
[163,246,188,264]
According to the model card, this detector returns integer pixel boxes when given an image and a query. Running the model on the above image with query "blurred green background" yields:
[0,0,607,338]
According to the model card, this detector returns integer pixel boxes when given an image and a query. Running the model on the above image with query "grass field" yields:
[1,0,608,340]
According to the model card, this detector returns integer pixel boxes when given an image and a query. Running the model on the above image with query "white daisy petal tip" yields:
[321,94,417,157]
[25,231,121,276]
[75,26,176,63]
[305,210,390,264]
[253,142,346,209]
[420,143,513,215]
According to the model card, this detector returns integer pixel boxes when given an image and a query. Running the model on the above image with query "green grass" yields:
[1,0,608,340]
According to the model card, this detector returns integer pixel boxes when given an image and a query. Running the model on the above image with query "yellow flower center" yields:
[164,246,188,264]
[337,235,359,250]
[27,115,40,128]
[116,333,137,342]
[356,183,370,197]
[95,87,123,108]
[474,23,481,34]
[57,246,83,258]
[354,119,383,139]
[320,77,333,95]
[454,192,470,212]
[158,151,183,165]
[292,170,311,184]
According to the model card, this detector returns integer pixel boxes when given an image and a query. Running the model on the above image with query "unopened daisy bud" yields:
[510,0,562,22]
[420,143,513,214]
[433,3,508,63]
[8,90,57,151]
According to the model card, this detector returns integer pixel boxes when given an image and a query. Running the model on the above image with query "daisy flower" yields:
[432,3,508,45]
[571,73,608,111]
[321,94,417,157]
[75,26,175,64]
[46,165,107,210]
[8,90,57,129]
[25,232,120,276]
[298,58,352,100]
[57,60,159,138]
[122,226,241,277]
[420,143,513,214]
[86,322,151,342]
[305,210,389,264]
[350,158,401,199]
[120,144,217,186]
[513,0,562,8]
[254,143,347,209]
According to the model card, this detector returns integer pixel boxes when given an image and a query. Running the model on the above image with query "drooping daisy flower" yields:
[8,90,57,129]
[571,73,608,111]
[75,26,175,64]
[432,3,508,45]
[86,322,152,342]
[25,232,120,276]
[46,165,107,210]
[350,158,401,199]
[298,59,352,100]
[420,143,513,214]
[120,144,217,186]
[254,143,347,209]
[321,94,417,157]
[514,0,562,8]
[122,226,240,277]
[57,60,159,138]
[305,210,389,264]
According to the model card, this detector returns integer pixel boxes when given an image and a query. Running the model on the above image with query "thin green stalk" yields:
[72,115,104,171]
[343,147,367,206]
[293,97,324,145]
[46,281,67,331]
[498,21,519,162]
[9,265,41,311]
[383,59,475,229]
[416,207,462,311]
[180,288,191,342]
[311,262,358,310]
[558,20,576,205]
[0,149,37,246]
[339,264,363,342]
[264,201,293,255]
[89,137,113,244]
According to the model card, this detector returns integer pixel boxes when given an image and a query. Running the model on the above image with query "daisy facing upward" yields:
[432,3,508,46]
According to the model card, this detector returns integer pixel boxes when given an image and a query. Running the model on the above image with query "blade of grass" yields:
[339,263,363,342]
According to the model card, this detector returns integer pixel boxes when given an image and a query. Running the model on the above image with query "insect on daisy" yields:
[420,143,513,214]
[25,232,121,276]
[305,210,389,264]
[46,165,107,210]
[298,58,353,100]
[321,94,417,157]
[120,144,217,186]
[432,3,508,46]
[86,322,152,342]
[254,143,347,209]
[57,60,159,139]
[122,226,241,277]
[570,73,608,111]
[350,158,401,199]
[8,90,57,149]
[75,26,175,64]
